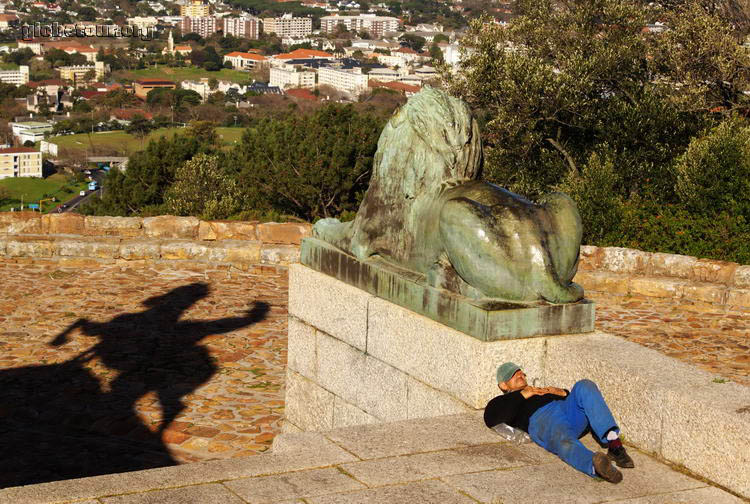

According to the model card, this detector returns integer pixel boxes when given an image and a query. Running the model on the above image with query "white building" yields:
[223,17,259,39]
[181,79,210,100]
[10,121,53,144]
[0,65,29,86]
[0,147,42,179]
[270,66,316,89]
[262,13,312,38]
[127,16,159,31]
[320,14,400,38]
[318,66,368,96]
[223,51,266,69]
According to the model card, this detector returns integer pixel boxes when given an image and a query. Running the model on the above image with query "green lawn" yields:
[0,61,19,70]
[0,174,88,213]
[113,65,253,85]
[48,127,246,157]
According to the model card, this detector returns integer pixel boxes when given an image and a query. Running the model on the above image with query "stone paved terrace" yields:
[0,413,745,504]
[0,255,749,488]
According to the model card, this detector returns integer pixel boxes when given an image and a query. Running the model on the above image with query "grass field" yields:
[113,65,253,85]
[48,127,246,157]
[0,61,19,70]
[0,174,88,213]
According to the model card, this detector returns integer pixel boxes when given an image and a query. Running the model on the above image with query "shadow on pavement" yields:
[0,282,269,488]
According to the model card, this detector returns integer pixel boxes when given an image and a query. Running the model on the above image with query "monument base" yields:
[300,238,595,341]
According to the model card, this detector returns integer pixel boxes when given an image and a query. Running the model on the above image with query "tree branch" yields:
[545,137,579,176]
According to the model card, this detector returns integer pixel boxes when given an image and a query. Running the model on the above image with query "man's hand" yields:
[520,386,568,398]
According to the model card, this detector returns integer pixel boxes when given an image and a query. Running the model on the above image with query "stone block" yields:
[41,212,86,235]
[443,452,706,504]
[574,271,631,295]
[84,216,143,238]
[218,241,262,266]
[143,216,199,239]
[225,467,364,503]
[305,480,476,504]
[340,443,536,488]
[691,258,738,285]
[648,252,697,279]
[727,288,750,307]
[578,245,602,271]
[333,396,381,428]
[260,244,299,265]
[257,222,312,245]
[0,236,7,255]
[660,382,750,498]
[681,283,727,304]
[289,264,371,351]
[0,211,41,234]
[287,316,317,380]
[367,296,547,408]
[159,240,213,261]
[284,370,334,431]
[406,378,472,419]
[56,237,121,259]
[307,479,476,504]
[601,247,650,274]
[5,236,55,257]
[271,431,335,455]
[99,484,245,503]
[543,332,693,455]
[732,265,750,289]
[316,331,408,421]
[611,487,746,504]
[119,239,161,260]
[198,220,258,241]
[629,277,686,299]
[323,413,499,460]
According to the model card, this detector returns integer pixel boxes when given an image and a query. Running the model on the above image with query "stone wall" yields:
[575,245,750,307]
[286,263,750,498]
[0,212,311,268]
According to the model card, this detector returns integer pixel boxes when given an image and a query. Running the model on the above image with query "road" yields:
[57,170,106,214]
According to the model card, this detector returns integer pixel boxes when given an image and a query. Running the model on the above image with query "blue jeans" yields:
[527,379,619,477]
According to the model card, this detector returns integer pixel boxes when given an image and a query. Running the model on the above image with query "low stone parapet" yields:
[0,212,311,267]
[575,245,750,308]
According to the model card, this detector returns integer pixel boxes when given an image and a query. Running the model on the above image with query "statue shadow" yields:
[0,282,269,488]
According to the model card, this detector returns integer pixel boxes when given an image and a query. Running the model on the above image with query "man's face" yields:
[500,369,527,392]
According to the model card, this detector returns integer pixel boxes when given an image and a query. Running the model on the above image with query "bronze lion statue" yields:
[314,87,583,304]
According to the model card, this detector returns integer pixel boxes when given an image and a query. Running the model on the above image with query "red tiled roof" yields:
[225,51,266,61]
[27,79,65,87]
[0,14,19,21]
[78,90,106,99]
[369,79,420,93]
[396,47,418,54]
[274,48,331,60]
[285,88,317,101]
[0,147,38,153]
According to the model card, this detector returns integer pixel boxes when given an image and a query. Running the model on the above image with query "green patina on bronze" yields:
[313,87,585,306]
[302,237,594,341]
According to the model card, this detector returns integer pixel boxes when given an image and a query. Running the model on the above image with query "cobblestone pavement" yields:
[590,291,749,386]
[0,258,288,487]
[0,258,747,487]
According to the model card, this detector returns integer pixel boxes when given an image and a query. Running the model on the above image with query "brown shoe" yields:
[593,452,623,483]
[607,445,635,468]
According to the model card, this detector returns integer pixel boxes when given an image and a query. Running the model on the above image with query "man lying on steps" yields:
[484,362,635,483]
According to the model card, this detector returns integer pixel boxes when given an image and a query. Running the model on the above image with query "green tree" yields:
[164,153,241,219]
[399,33,426,52]
[228,104,384,221]
[126,116,155,147]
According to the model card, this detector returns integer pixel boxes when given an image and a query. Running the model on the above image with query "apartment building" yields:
[320,14,400,38]
[180,0,209,17]
[223,51,266,70]
[0,147,42,179]
[11,121,53,143]
[181,16,218,38]
[223,17,259,39]
[0,65,29,86]
[262,13,312,38]
[318,66,369,96]
[58,61,108,85]
[270,66,316,89]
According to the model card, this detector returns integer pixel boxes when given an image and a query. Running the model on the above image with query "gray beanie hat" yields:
[496,362,521,384]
